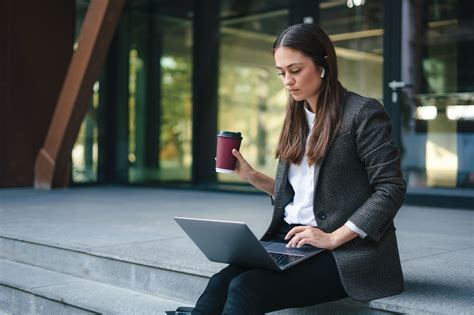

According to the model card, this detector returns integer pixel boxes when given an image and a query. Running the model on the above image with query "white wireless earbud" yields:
[321,68,326,78]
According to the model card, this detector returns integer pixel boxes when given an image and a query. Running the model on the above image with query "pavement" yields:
[0,186,473,314]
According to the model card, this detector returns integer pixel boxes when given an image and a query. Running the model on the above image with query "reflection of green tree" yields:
[161,56,192,166]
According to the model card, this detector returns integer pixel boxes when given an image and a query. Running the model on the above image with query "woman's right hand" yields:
[232,149,255,182]
[228,149,275,195]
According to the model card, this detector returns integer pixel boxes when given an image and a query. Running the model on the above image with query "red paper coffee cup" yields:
[216,131,242,173]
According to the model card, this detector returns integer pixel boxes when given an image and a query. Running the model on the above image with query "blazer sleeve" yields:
[348,98,407,242]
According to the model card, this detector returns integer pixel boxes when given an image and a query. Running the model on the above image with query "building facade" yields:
[2,0,473,208]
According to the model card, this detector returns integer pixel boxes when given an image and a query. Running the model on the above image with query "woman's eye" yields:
[277,72,285,76]
[291,69,300,74]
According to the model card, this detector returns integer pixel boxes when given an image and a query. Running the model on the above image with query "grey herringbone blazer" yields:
[261,91,406,301]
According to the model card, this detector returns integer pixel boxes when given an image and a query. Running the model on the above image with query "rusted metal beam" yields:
[34,0,125,189]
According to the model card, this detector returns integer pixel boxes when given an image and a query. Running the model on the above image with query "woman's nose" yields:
[284,74,295,86]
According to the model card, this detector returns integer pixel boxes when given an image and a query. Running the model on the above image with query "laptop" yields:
[174,217,324,271]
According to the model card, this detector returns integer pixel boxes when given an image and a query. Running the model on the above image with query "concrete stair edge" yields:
[0,236,208,304]
[368,300,436,315]
[0,284,97,315]
[0,258,189,315]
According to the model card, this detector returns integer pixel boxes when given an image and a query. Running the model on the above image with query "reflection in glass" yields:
[72,82,99,183]
[218,7,289,183]
[320,0,384,101]
[159,54,192,181]
[128,11,192,183]
[400,0,474,189]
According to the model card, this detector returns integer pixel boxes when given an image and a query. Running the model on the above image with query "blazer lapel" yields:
[313,149,330,212]
[312,91,349,210]
[274,159,291,208]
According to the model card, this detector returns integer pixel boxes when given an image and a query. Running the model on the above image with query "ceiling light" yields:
[446,105,474,120]
[415,106,437,120]
[347,0,365,8]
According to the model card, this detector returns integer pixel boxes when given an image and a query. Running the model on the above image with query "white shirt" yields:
[283,104,367,238]
[283,105,317,226]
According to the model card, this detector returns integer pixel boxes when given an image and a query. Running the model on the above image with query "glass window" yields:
[128,5,193,183]
[72,1,193,185]
[400,0,474,189]
[71,84,99,183]
[320,0,384,101]
[217,3,289,183]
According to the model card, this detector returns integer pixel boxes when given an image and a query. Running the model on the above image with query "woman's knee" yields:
[207,272,227,292]
[226,274,262,310]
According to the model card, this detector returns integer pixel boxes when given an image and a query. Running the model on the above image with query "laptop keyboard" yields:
[268,252,304,267]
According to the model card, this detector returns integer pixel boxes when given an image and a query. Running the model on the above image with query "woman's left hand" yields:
[285,226,337,250]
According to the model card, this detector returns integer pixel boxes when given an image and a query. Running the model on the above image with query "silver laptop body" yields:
[174,217,324,271]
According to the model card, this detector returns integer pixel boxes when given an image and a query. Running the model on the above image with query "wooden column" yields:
[34,0,125,189]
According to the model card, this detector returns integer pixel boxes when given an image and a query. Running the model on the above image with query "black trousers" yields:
[192,222,348,315]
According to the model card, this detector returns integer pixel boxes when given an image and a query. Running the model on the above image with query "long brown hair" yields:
[274,24,346,165]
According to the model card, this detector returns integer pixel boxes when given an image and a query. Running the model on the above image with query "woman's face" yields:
[274,46,323,107]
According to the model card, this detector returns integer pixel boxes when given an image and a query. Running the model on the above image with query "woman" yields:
[192,23,406,315]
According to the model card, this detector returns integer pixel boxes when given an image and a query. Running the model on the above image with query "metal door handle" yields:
[388,80,406,103]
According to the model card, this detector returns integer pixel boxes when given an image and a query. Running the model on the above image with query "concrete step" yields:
[0,258,189,315]
[0,235,209,304]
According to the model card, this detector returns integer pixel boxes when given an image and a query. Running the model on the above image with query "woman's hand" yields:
[285,226,337,250]
[285,225,358,250]
[232,149,255,182]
